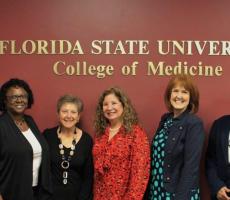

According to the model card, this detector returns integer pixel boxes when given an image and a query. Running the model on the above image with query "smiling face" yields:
[102,93,124,125]
[58,102,80,130]
[170,84,190,117]
[5,86,28,116]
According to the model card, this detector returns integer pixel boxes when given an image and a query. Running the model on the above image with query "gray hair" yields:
[57,94,84,113]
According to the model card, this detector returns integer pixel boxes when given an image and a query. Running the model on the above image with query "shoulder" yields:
[132,125,148,139]
[182,113,204,134]
[0,112,13,122]
[24,114,33,120]
[176,112,203,127]
[213,115,230,126]
[80,131,93,150]
[160,112,171,121]
[209,115,230,136]
[0,113,9,134]
[43,127,58,139]
[82,131,93,143]
[181,113,205,138]
[24,114,35,123]
[156,113,172,129]
[132,125,144,133]
[0,113,7,124]
[131,126,150,151]
[186,113,203,124]
[24,115,40,130]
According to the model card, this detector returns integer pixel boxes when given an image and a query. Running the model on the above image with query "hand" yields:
[0,194,3,200]
[217,186,230,200]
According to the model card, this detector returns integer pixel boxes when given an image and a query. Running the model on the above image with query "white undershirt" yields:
[22,128,42,187]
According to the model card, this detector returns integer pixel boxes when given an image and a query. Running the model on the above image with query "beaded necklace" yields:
[57,127,77,185]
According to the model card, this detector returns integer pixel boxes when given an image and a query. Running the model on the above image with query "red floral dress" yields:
[93,125,150,200]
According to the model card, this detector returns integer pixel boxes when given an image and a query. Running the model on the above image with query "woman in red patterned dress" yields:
[93,87,150,200]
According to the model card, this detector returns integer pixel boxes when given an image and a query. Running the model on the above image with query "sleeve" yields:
[124,127,150,200]
[79,136,94,200]
[174,119,205,200]
[205,120,226,197]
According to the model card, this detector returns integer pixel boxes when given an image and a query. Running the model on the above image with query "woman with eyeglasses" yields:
[0,78,52,200]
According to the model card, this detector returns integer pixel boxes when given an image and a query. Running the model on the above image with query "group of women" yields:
[0,75,228,200]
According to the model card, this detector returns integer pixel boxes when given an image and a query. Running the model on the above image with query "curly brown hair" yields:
[94,87,139,136]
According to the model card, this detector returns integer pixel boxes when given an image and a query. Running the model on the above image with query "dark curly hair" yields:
[94,87,139,136]
[0,78,34,112]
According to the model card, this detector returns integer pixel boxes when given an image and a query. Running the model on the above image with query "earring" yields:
[58,126,62,133]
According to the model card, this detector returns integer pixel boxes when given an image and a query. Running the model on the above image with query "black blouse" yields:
[43,127,93,200]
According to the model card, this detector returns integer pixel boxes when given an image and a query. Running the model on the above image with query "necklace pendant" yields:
[61,160,70,169]
[60,149,64,155]
[70,150,74,156]
[63,171,68,178]
[58,132,78,186]
[63,178,68,184]
[72,139,76,145]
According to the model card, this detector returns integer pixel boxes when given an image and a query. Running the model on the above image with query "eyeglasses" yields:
[6,95,28,102]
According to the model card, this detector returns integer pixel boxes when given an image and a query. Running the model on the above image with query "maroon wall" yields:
[1,1,230,199]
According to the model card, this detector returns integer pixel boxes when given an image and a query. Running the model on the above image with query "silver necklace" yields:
[57,127,77,185]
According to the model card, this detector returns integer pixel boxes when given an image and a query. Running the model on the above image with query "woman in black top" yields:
[43,94,93,200]
[0,78,52,200]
